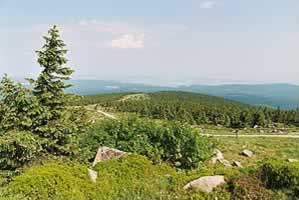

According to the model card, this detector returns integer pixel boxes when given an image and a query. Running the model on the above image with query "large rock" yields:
[184,175,226,193]
[92,147,126,167]
[242,149,253,157]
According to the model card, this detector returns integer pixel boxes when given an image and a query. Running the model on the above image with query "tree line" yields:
[97,92,299,128]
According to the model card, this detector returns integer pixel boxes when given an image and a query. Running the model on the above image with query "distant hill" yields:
[78,91,298,128]
[179,84,299,110]
[66,80,171,94]
[66,80,299,109]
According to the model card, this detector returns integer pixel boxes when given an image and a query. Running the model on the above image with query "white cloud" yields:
[200,1,217,9]
[76,20,136,34]
[109,34,145,49]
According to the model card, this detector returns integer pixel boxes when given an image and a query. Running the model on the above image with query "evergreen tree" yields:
[253,111,267,127]
[31,25,74,119]
[0,75,42,131]
[295,108,299,124]
[29,26,88,154]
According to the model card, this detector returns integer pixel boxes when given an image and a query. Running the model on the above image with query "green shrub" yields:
[1,161,97,200]
[1,155,194,200]
[0,131,41,170]
[1,155,250,200]
[185,187,231,200]
[0,75,43,132]
[229,176,275,200]
[93,154,181,200]
[260,159,299,198]
[80,117,214,169]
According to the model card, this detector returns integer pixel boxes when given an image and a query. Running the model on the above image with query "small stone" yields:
[210,149,225,164]
[211,157,218,164]
[287,159,299,163]
[215,149,224,160]
[220,159,232,167]
[242,149,253,157]
[233,161,243,168]
[88,169,98,183]
[183,175,226,193]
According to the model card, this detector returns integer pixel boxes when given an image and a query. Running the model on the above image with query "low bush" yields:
[0,131,42,170]
[229,176,275,200]
[79,117,214,169]
[93,154,180,200]
[0,155,192,200]
[1,161,97,200]
[260,159,299,198]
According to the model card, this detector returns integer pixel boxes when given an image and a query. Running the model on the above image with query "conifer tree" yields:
[31,25,74,119]
[0,75,41,131]
[29,26,88,154]
[295,108,299,124]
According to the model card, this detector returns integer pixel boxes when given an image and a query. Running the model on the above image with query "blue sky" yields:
[1,0,299,85]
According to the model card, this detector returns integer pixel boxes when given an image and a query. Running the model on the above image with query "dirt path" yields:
[200,134,299,138]
[96,110,118,120]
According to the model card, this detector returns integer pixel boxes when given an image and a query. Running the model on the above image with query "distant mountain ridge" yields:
[66,80,299,109]
[178,83,299,109]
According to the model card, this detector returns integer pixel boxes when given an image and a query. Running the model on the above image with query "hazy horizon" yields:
[1,0,299,85]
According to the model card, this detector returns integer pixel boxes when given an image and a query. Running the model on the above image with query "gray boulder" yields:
[92,146,126,167]
[242,149,253,157]
[183,175,226,193]
[211,149,224,164]
[219,159,232,167]
[211,149,233,167]
[233,161,243,168]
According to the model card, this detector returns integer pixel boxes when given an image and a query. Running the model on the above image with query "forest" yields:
[79,91,299,128]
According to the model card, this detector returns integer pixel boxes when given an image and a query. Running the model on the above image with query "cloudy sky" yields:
[1,0,299,85]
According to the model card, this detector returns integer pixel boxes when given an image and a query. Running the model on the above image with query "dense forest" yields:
[79,92,299,128]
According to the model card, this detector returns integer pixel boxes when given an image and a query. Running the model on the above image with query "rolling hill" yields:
[66,80,299,109]
[78,91,298,129]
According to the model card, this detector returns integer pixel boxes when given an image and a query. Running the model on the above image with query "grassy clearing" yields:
[196,124,299,135]
[119,93,150,102]
[212,137,299,167]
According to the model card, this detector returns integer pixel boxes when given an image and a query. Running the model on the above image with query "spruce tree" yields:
[29,26,87,154]
[0,75,41,131]
[295,108,299,124]
[32,25,73,119]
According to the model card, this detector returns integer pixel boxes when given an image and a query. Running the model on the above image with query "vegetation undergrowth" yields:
[79,116,214,169]
[0,155,231,200]
[77,91,299,128]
